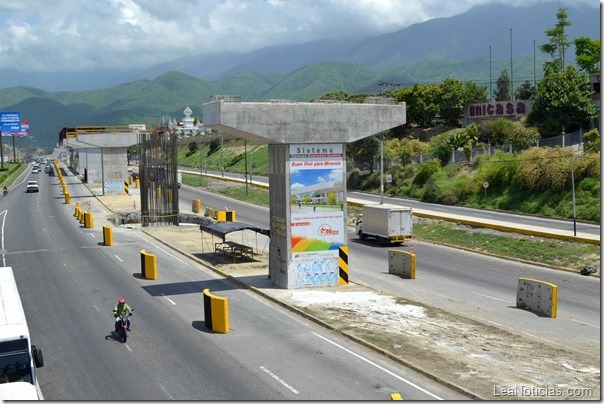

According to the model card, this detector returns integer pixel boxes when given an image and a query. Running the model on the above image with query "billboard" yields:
[0,112,21,136]
[289,144,345,287]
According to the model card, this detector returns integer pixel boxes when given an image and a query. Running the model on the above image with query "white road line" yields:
[571,319,600,328]
[158,383,175,400]
[135,233,188,265]
[0,210,6,267]
[472,292,512,303]
[63,263,67,267]
[260,366,299,395]
[311,332,443,400]
[161,293,177,305]
[125,344,133,352]
[114,255,124,263]
[89,234,95,238]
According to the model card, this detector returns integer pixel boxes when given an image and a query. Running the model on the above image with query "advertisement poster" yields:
[289,144,345,287]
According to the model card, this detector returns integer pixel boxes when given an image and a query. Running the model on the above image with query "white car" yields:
[32,166,40,174]
[26,181,39,193]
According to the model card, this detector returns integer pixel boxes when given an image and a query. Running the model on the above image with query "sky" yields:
[0,0,598,73]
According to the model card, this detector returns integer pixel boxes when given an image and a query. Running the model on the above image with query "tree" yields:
[514,80,535,100]
[529,63,597,135]
[385,137,430,165]
[574,36,601,74]
[392,83,441,127]
[438,77,465,126]
[437,77,487,127]
[494,69,511,101]
[188,141,199,155]
[347,136,379,173]
[539,7,571,70]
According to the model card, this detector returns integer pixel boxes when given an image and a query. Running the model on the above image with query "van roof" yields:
[0,267,30,341]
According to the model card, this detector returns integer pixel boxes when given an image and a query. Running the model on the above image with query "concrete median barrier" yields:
[140,249,158,280]
[388,249,416,279]
[516,277,558,318]
[203,288,229,333]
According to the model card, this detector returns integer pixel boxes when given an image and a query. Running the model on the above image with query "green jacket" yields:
[113,303,133,317]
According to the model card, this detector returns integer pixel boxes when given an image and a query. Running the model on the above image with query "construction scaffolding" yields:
[139,127,179,226]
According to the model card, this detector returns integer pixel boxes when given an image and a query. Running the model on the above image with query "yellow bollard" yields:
[156,187,161,198]
[103,226,113,246]
[79,210,85,224]
[192,199,201,213]
[140,250,158,280]
[84,212,93,228]
[74,203,80,216]
[64,192,71,205]
[135,178,140,188]
[129,176,133,185]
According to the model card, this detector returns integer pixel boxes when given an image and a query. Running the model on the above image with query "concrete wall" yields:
[268,144,290,287]
[86,149,103,183]
[103,147,128,195]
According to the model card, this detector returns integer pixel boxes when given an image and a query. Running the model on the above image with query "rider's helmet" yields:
[118,298,126,305]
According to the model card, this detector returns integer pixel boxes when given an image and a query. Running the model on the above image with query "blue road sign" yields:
[0,112,21,134]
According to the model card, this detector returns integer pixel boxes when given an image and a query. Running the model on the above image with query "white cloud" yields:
[0,0,596,72]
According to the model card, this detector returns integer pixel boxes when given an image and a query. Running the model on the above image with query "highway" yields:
[1,167,466,400]
[185,168,600,241]
[177,178,601,357]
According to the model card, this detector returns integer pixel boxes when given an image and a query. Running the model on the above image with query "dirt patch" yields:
[290,290,600,400]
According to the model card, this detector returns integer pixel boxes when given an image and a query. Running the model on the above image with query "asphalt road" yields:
[188,168,600,238]
[178,184,601,356]
[1,168,467,400]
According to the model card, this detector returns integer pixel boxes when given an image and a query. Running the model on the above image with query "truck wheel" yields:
[359,231,367,241]
[377,237,386,245]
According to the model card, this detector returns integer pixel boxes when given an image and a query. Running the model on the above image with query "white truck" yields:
[355,204,413,245]
[0,267,44,399]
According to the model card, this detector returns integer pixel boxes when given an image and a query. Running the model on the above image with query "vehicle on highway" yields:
[355,204,413,245]
[26,181,39,193]
[31,167,40,174]
[0,267,44,398]
[115,314,132,343]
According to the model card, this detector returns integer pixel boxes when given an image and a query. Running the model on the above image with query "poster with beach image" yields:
[289,144,345,287]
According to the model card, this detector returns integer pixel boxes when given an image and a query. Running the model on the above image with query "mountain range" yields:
[0,1,598,149]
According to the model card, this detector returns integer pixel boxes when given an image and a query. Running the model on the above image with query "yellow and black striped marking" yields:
[124,181,129,195]
[338,246,348,285]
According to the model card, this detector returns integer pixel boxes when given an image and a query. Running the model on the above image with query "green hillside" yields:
[0,57,548,148]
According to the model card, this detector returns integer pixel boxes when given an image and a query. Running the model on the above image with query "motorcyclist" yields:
[3,186,7,196]
[113,298,133,332]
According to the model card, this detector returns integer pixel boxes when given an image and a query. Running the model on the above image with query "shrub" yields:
[413,159,441,186]
[347,168,362,189]
[583,129,600,153]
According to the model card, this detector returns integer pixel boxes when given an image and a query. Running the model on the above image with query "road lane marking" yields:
[571,319,600,328]
[0,210,6,267]
[89,234,95,238]
[311,332,443,400]
[158,383,174,400]
[114,255,124,263]
[260,366,299,394]
[161,293,177,305]
[135,233,188,265]
[472,292,512,303]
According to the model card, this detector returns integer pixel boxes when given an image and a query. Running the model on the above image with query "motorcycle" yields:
[3,188,6,196]
[115,313,132,343]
